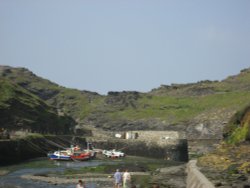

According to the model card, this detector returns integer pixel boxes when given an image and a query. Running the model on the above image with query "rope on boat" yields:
[43,138,67,150]
[56,136,72,147]
[22,136,87,156]
[117,146,128,151]
[24,139,48,154]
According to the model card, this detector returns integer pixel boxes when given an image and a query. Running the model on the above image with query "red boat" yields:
[70,151,91,161]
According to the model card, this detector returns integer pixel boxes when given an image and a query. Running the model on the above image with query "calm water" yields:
[0,159,115,188]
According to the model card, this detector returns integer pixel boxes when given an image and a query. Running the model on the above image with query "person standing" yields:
[122,169,131,188]
[114,169,122,188]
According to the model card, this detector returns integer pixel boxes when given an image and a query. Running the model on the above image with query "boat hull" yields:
[48,154,71,161]
[70,152,91,161]
[47,151,72,161]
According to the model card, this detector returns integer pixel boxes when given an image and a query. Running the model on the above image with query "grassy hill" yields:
[90,69,250,131]
[0,66,104,121]
[0,78,75,134]
[1,65,250,135]
[103,91,249,122]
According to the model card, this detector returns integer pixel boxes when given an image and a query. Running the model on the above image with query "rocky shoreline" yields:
[151,164,186,188]
[198,142,250,188]
[199,167,250,188]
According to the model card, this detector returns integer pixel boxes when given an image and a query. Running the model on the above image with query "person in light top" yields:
[122,169,131,188]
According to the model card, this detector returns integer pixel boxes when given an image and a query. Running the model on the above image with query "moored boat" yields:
[102,149,125,158]
[47,150,72,161]
[47,142,97,161]
[70,151,91,161]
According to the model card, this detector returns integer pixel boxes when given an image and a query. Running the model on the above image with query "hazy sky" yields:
[0,0,249,94]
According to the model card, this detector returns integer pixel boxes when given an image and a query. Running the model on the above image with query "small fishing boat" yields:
[70,151,91,161]
[47,142,97,161]
[102,149,125,158]
[47,150,72,161]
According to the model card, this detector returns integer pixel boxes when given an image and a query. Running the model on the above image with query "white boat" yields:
[102,149,125,158]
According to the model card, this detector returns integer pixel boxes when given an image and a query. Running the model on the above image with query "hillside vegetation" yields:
[0,78,75,134]
[197,107,250,187]
[1,65,250,136]
[223,105,250,144]
[0,66,104,121]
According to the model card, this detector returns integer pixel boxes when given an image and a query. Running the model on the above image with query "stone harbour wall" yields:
[113,130,186,147]
[186,160,215,188]
[132,130,181,140]
[88,138,189,162]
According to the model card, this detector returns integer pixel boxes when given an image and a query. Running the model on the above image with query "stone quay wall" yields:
[88,130,188,161]
[131,130,181,142]
[88,137,189,162]
[186,160,215,188]
[112,130,186,146]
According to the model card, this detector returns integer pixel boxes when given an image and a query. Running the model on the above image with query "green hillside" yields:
[105,92,250,122]
[1,65,250,133]
[0,66,104,120]
[91,69,250,130]
[0,78,75,134]
[149,68,250,96]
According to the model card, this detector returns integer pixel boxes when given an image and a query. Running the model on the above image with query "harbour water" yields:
[0,155,184,188]
[0,158,115,188]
